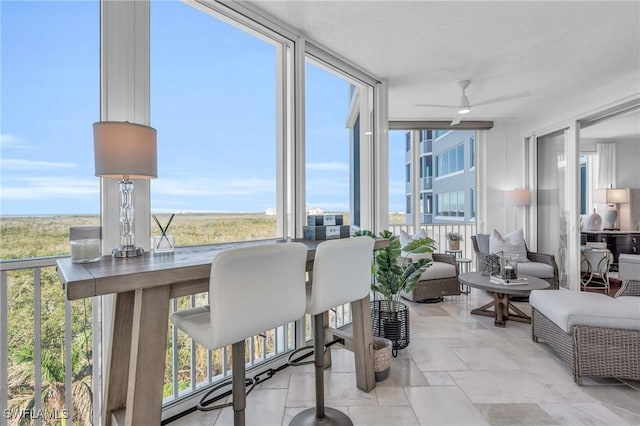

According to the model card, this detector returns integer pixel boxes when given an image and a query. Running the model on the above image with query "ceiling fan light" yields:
[458,107,471,114]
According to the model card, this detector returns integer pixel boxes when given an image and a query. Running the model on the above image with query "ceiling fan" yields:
[416,80,531,126]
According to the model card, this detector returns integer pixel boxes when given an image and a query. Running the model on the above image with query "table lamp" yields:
[593,186,629,231]
[94,121,157,257]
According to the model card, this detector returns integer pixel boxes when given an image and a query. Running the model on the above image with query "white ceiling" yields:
[244,0,640,134]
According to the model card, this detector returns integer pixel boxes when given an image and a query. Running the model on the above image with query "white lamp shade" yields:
[94,121,157,179]
[504,189,530,206]
[593,187,629,204]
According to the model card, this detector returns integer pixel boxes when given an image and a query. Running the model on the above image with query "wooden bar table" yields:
[57,238,385,426]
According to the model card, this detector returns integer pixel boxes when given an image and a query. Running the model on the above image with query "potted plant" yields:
[355,229,436,355]
[446,232,463,251]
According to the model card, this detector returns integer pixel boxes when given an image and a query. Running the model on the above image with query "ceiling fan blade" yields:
[415,104,459,109]
[450,113,462,126]
[471,90,530,107]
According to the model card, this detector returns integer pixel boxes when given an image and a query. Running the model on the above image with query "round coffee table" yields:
[459,272,550,327]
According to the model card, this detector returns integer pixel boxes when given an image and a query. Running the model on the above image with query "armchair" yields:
[471,234,559,290]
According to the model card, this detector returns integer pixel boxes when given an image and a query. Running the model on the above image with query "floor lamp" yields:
[504,188,530,231]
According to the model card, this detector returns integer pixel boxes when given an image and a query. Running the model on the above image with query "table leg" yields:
[103,292,135,426]
[351,296,375,392]
[470,292,533,327]
[494,293,507,327]
[124,286,171,426]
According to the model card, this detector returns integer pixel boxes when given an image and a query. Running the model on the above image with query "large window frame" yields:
[100,0,386,418]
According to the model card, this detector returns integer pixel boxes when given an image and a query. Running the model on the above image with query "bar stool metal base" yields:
[290,407,353,426]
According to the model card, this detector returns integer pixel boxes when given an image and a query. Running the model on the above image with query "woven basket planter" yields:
[371,300,410,357]
[372,337,392,381]
[448,240,460,251]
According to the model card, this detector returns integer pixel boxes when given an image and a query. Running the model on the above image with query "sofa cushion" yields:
[530,290,640,333]
[518,261,554,279]
[617,296,640,310]
[489,229,529,262]
[418,261,456,281]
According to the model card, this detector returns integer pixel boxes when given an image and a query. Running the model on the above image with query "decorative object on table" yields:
[306,214,344,226]
[93,121,157,257]
[500,253,519,280]
[152,214,175,253]
[504,188,530,230]
[372,337,392,381]
[583,208,602,231]
[593,186,630,231]
[303,224,350,240]
[355,229,436,356]
[69,226,101,263]
[479,253,501,276]
[446,231,462,251]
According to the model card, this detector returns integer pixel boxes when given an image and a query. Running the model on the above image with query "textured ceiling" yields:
[243,0,640,133]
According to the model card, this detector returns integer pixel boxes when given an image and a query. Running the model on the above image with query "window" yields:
[470,136,476,168]
[1,1,100,228]
[436,144,464,177]
[470,188,476,218]
[437,190,465,217]
[306,59,369,227]
[151,1,280,243]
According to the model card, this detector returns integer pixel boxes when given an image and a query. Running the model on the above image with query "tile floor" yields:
[171,289,640,426]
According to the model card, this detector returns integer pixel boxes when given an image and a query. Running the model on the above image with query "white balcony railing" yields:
[388,223,478,267]
[1,255,354,424]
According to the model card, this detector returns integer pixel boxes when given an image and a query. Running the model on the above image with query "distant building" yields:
[405,129,476,224]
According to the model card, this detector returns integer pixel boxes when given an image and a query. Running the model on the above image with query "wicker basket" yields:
[371,300,410,356]
[373,337,392,381]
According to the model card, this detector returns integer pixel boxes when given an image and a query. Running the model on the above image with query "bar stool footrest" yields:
[197,377,256,412]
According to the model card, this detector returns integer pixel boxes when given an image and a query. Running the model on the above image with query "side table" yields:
[456,257,472,294]
[445,249,462,258]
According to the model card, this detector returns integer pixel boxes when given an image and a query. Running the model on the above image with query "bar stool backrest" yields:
[306,236,375,316]
[209,242,308,349]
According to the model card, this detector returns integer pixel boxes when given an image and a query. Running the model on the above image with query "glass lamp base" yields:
[112,246,145,258]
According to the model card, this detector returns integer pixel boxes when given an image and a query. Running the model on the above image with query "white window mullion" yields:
[99,3,151,425]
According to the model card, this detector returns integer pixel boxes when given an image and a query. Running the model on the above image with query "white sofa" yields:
[530,288,640,384]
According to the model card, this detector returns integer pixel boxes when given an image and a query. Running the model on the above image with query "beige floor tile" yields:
[349,406,419,425]
[375,386,411,406]
[214,388,287,426]
[407,339,469,371]
[405,386,489,426]
[474,403,559,425]
[286,372,377,407]
[450,370,562,404]
[539,402,638,426]
[451,347,521,371]
[423,371,457,386]
[375,356,429,387]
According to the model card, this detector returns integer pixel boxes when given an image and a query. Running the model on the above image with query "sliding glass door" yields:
[536,130,568,288]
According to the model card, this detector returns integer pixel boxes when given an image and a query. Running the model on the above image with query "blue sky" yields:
[1,0,405,215]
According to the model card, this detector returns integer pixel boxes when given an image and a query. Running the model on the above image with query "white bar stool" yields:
[290,236,375,426]
[171,243,308,426]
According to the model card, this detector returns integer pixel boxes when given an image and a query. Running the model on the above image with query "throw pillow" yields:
[489,229,529,262]
[398,229,432,261]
